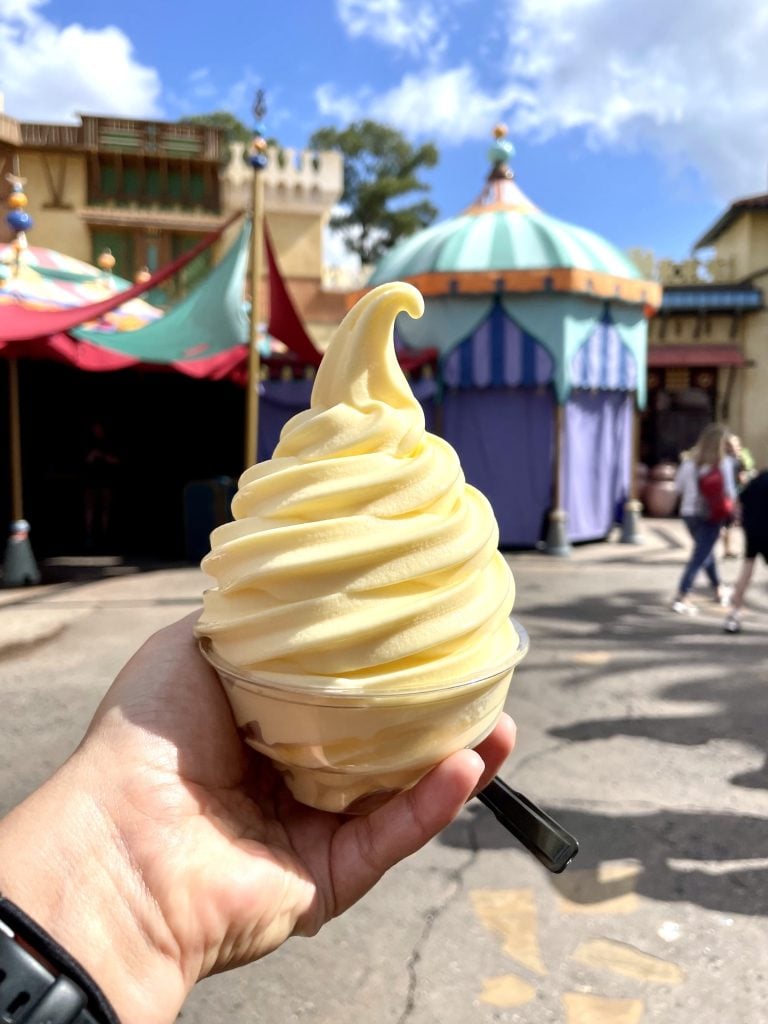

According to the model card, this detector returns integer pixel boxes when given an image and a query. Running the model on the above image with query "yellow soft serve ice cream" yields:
[196,281,523,812]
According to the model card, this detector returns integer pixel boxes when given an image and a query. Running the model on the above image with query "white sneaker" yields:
[673,599,699,616]
[723,614,742,634]
[716,586,733,608]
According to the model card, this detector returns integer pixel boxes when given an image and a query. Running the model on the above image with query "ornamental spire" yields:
[487,123,515,182]
[463,125,535,216]
[4,172,34,276]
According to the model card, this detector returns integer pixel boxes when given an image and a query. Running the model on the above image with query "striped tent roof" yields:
[0,244,161,331]
[369,174,641,284]
[371,206,641,283]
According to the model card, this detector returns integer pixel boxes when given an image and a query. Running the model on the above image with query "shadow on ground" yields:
[442,581,768,917]
[444,801,768,917]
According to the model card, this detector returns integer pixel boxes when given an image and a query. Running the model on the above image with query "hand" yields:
[0,614,516,1024]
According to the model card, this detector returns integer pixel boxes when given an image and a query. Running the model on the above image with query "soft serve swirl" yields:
[196,282,516,691]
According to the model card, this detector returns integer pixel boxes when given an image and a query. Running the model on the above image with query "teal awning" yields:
[73,223,250,363]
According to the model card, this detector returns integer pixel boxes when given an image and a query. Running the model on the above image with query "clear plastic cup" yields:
[198,619,529,814]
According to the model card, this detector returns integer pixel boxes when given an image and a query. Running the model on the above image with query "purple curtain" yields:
[258,379,438,462]
[258,380,314,461]
[563,390,632,542]
[441,388,555,548]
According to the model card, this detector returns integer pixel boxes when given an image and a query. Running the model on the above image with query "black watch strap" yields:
[0,898,120,1024]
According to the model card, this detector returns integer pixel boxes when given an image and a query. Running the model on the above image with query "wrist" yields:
[0,751,189,1024]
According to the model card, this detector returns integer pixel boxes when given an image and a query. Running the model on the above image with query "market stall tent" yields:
[365,129,661,550]
[0,212,331,562]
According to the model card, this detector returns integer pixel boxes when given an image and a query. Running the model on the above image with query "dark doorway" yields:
[641,368,717,465]
[0,359,245,560]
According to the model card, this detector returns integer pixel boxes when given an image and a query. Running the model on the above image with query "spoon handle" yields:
[477,777,579,874]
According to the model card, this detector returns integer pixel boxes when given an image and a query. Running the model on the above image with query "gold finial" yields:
[97,248,116,273]
[493,123,508,140]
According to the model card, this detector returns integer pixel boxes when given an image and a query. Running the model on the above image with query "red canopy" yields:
[264,226,322,366]
[0,332,246,379]
[648,344,747,368]
[0,212,436,382]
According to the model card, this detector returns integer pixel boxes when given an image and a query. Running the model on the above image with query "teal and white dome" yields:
[369,177,641,285]
[361,130,660,408]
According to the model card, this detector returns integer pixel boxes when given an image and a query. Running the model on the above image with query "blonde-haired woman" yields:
[673,423,736,614]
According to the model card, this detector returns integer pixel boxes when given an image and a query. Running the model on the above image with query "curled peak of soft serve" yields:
[199,278,516,688]
[311,282,424,412]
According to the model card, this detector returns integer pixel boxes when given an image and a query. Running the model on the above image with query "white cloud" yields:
[501,0,768,199]
[186,68,216,101]
[0,0,161,121]
[315,83,367,125]
[335,0,442,56]
[321,0,768,201]
[317,66,520,140]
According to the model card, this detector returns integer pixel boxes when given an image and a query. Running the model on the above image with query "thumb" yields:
[329,749,483,916]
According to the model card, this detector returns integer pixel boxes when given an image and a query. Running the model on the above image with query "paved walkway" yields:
[0,515,742,657]
[1,516,766,1024]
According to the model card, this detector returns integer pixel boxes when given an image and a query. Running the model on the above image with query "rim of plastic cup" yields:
[197,617,529,701]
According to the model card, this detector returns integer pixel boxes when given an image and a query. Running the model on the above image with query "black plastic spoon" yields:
[477,776,579,873]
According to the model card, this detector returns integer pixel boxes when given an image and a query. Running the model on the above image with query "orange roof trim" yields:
[348,268,662,310]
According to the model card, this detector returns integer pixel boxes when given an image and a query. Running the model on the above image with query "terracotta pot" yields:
[649,461,677,482]
[642,462,680,517]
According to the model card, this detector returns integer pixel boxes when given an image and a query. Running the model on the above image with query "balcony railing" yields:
[20,122,81,148]
[20,117,223,162]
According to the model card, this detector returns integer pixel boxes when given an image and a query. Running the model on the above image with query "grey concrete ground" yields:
[1,519,767,1024]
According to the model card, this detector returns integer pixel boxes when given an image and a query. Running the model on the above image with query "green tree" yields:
[309,120,439,265]
[180,111,252,146]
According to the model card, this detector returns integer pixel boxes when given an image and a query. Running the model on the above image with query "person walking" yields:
[724,467,768,633]
[672,423,736,615]
[722,433,756,558]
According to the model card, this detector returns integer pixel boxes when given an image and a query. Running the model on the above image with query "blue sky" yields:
[3,0,768,266]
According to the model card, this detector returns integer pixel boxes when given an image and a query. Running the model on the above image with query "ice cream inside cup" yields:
[199,621,527,813]
[195,281,519,812]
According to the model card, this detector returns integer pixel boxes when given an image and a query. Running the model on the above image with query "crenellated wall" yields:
[220,141,344,290]
[221,143,342,218]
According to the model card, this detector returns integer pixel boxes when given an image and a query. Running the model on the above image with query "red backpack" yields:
[698,465,735,524]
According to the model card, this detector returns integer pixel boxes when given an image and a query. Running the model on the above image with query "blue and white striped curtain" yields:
[570,317,638,392]
[441,301,553,389]
[437,300,638,394]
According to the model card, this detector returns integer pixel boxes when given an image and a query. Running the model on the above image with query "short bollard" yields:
[2,519,41,587]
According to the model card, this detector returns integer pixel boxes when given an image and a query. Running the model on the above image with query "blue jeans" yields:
[679,516,722,595]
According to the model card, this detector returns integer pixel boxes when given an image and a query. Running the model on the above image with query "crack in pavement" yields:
[396,816,480,1024]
